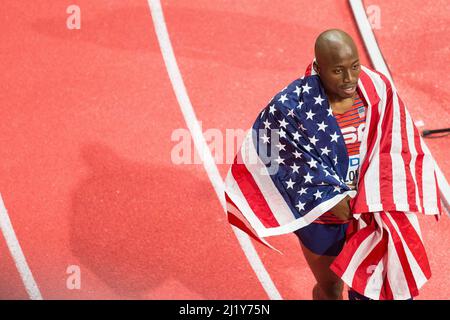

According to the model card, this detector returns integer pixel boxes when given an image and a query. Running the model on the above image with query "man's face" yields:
[314,47,361,100]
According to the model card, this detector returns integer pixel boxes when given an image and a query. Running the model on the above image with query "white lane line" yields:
[0,194,43,300]
[146,0,282,300]
[349,0,450,216]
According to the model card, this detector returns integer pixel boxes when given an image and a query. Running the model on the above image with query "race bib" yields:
[346,155,360,185]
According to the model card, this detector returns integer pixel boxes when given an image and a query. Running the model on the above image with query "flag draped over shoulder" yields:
[224,61,442,300]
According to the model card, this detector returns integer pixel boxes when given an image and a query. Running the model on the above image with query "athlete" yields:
[293,29,366,300]
[227,27,435,300]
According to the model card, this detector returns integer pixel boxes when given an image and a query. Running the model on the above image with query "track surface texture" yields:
[0,0,448,299]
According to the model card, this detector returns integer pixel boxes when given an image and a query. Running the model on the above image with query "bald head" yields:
[314,29,358,66]
[313,29,361,101]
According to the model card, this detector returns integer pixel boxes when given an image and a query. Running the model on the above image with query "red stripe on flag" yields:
[435,171,443,216]
[350,224,389,298]
[330,214,376,277]
[380,213,419,298]
[304,63,313,76]
[225,193,275,249]
[231,152,280,228]
[389,213,431,279]
[351,71,380,213]
[377,73,396,210]
[398,95,418,212]
[411,118,425,211]
[382,275,394,300]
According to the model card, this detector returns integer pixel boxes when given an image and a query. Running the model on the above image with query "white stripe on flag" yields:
[383,215,411,300]
[385,212,428,291]
[404,108,422,212]
[310,59,318,75]
[225,199,281,253]
[419,139,440,214]
[242,131,296,226]
[360,68,386,209]
[225,170,268,235]
[243,130,357,236]
[364,259,385,300]
[340,213,384,287]
[355,79,372,169]
[390,91,409,211]
[405,212,423,242]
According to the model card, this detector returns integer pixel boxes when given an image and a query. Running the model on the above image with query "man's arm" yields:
[330,195,352,220]
[330,183,356,221]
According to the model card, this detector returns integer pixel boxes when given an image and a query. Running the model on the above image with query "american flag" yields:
[225,62,442,299]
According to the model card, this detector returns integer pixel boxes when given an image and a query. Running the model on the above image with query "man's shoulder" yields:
[360,65,392,85]
[270,75,320,106]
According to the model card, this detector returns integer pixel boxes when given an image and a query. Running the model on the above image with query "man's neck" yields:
[327,92,357,114]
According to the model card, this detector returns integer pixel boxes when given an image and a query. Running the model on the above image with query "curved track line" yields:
[349,0,450,215]
[0,194,42,300]
[146,0,282,300]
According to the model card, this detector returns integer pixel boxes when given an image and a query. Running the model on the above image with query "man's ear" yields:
[313,61,320,75]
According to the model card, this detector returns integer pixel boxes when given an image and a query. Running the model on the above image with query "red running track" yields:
[0,0,448,299]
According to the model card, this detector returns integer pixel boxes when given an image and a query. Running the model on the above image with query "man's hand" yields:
[330,183,356,221]
[330,195,352,221]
